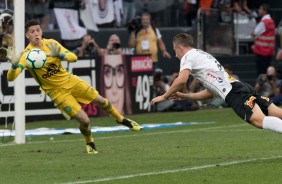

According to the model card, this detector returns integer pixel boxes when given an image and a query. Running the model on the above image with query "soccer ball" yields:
[26,49,47,69]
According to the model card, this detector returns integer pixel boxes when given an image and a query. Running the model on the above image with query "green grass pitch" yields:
[1,108,282,184]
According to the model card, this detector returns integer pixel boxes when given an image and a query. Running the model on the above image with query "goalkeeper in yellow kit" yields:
[6,19,141,154]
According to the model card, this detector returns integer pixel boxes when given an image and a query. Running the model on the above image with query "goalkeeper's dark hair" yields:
[25,19,40,32]
[173,33,194,48]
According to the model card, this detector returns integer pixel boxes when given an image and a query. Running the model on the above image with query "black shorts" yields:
[225,81,271,123]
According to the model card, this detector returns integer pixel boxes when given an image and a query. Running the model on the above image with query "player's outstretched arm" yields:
[170,92,190,100]
[151,95,167,105]
[61,50,77,63]
[6,47,24,81]
[7,67,22,81]
[46,40,77,62]
[170,89,214,101]
[151,69,189,105]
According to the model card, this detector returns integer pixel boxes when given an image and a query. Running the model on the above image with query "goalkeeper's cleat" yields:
[86,142,98,154]
[117,118,142,131]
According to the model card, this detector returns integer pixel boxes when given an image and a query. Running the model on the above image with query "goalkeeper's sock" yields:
[100,99,124,122]
[79,123,93,143]
[262,116,282,133]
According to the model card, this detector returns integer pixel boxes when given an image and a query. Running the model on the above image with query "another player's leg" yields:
[250,103,282,133]
[93,95,141,131]
[73,109,98,154]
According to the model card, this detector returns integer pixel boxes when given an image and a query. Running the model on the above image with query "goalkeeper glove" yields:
[46,42,65,60]
[6,46,21,69]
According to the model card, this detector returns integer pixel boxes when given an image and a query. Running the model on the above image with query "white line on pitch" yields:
[59,155,282,184]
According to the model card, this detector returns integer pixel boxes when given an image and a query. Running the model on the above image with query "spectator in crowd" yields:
[276,20,282,61]
[122,0,136,26]
[73,34,102,58]
[216,0,251,22]
[251,3,275,76]
[217,0,236,22]
[1,30,13,48]
[0,0,13,9]
[26,0,50,31]
[255,66,282,105]
[128,12,171,70]
[154,68,170,96]
[234,0,252,17]
[101,34,122,55]
[182,0,197,26]
[113,0,123,27]
[153,68,175,111]
[199,0,214,16]
[276,48,282,61]
[276,49,282,60]
[76,34,123,57]
[0,10,14,48]
[0,9,13,62]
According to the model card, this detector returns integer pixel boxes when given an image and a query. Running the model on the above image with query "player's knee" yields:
[92,95,106,107]
[76,116,90,124]
[249,114,264,128]
[73,110,90,124]
[250,119,263,128]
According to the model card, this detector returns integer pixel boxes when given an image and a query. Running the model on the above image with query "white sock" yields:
[262,116,282,133]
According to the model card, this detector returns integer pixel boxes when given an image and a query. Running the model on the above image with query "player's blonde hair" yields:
[173,33,194,48]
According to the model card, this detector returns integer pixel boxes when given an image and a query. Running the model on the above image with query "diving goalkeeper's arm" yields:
[6,46,23,82]
[46,40,77,62]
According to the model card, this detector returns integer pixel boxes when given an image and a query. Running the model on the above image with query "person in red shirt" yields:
[251,3,275,76]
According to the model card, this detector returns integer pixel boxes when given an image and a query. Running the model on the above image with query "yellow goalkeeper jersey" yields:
[7,38,78,90]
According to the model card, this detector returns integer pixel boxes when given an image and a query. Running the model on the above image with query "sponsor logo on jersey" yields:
[42,64,60,79]
[207,72,223,83]
[245,96,256,108]
[217,77,223,83]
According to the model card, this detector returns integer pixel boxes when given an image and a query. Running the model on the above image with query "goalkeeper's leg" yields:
[73,110,98,154]
[93,95,141,131]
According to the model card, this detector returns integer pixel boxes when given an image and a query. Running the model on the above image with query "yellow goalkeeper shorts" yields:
[46,79,99,118]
